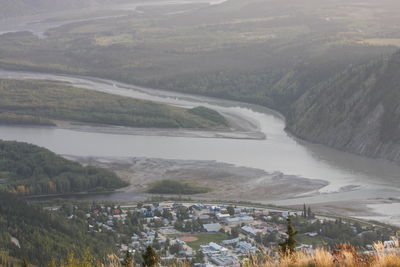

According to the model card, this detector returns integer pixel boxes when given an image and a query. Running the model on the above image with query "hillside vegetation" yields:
[0,79,228,129]
[0,140,128,195]
[287,51,400,162]
[0,192,117,266]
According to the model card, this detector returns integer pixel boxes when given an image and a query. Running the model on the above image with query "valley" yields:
[1,1,400,266]
[0,70,399,228]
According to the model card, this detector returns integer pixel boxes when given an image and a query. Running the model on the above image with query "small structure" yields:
[203,223,222,232]
[224,216,254,225]
[237,241,257,254]
[216,213,230,220]
[201,242,228,255]
[209,255,239,266]
[222,238,240,246]
[241,226,262,237]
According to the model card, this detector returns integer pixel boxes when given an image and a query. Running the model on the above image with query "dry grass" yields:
[55,238,400,267]
[242,238,400,267]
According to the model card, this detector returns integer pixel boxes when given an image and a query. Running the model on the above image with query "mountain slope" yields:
[287,50,400,162]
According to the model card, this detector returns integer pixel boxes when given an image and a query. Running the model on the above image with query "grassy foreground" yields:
[0,79,228,129]
[30,239,400,267]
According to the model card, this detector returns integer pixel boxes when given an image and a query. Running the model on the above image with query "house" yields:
[203,223,222,232]
[241,226,262,236]
[216,213,230,220]
[111,209,121,215]
[201,242,228,255]
[222,238,240,246]
[192,204,206,211]
[237,241,257,254]
[224,216,254,225]
[223,217,241,225]
[209,255,239,266]
[197,214,211,220]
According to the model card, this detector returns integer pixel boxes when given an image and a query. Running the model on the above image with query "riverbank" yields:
[52,155,400,228]
[1,70,400,227]
[66,156,328,202]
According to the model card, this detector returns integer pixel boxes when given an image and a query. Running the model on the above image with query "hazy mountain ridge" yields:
[0,0,123,19]
[287,50,400,162]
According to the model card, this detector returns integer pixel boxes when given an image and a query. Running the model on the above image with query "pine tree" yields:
[279,216,298,254]
[303,204,307,218]
[122,251,133,267]
[142,246,160,267]
[307,206,313,219]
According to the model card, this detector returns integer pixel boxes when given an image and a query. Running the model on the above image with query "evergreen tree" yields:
[122,251,133,267]
[303,204,307,218]
[142,246,159,267]
[279,216,298,254]
[227,206,235,216]
[307,207,313,219]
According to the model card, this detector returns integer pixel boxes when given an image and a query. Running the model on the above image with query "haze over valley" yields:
[1,0,400,266]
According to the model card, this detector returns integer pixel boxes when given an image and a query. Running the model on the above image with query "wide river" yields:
[1,70,400,226]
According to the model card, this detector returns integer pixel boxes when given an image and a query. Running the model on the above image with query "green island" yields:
[0,79,228,129]
[0,140,128,195]
[147,180,210,195]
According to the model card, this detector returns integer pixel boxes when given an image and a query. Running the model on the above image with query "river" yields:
[0,0,228,37]
[1,70,400,226]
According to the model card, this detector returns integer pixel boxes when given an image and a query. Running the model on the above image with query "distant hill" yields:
[0,0,124,19]
[287,50,400,162]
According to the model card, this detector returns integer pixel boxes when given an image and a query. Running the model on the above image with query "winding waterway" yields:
[0,70,400,227]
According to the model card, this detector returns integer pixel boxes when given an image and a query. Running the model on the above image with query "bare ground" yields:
[66,156,328,201]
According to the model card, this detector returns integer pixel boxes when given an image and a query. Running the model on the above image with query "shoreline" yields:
[1,70,400,227]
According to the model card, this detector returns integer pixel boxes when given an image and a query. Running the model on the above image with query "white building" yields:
[203,223,222,232]
[241,226,262,236]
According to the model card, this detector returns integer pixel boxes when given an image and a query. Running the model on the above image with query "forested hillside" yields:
[0,140,128,195]
[0,192,117,266]
[287,50,400,162]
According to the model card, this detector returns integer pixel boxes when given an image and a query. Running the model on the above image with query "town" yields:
[52,200,397,266]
